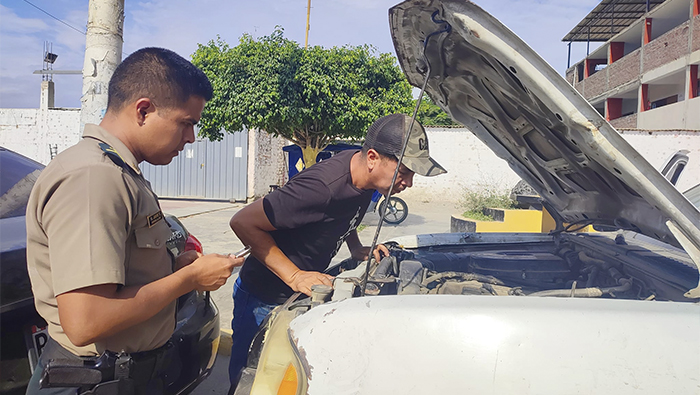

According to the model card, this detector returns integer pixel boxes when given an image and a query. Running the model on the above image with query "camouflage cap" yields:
[363,113,446,177]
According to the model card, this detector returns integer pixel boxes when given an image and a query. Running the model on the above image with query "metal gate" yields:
[140,129,248,201]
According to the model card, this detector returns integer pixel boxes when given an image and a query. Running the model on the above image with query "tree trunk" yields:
[301,145,321,169]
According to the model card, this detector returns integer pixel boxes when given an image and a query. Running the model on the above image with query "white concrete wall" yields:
[0,109,38,159]
[3,110,698,203]
[0,108,80,164]
[401,127,700,203]
[399,127,522,203]
[247,128,288,201]
[619,129,700,192]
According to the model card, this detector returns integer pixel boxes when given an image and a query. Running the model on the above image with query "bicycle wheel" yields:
[379,196,408,224]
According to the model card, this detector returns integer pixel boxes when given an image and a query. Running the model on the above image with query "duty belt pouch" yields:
[39,340,136,395]
[41,354,135,395]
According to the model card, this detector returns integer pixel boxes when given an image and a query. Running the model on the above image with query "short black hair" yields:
[360,145,398,161]
[107,47,213,112]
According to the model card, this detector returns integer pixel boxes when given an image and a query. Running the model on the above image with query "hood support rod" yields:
[360,10,452,296]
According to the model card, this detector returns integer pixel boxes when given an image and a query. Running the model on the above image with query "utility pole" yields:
[80,0,124,132]
[305,0,311,48]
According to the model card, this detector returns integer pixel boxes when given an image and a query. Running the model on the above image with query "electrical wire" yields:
[23,0,86,36]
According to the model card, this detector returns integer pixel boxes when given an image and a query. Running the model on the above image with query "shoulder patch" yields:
[148,210,164,227]
[98,142,127,169]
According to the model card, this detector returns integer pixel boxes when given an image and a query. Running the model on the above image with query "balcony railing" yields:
[569,16,698,101]
[610,113,638,129]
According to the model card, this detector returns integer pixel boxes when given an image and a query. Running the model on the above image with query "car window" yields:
[0,148,44,219]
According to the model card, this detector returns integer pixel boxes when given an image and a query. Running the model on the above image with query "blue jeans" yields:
[228,277,277,387]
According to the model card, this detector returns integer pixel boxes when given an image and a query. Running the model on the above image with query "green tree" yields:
[415,95,461,126]
[191,28,413,167]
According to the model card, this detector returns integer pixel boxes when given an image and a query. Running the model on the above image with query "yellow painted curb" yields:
[218,328,233,356]
[451,208,594,234]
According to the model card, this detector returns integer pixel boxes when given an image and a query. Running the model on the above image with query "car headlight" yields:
[250,302,308,395]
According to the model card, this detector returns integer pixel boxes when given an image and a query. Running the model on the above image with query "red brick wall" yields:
[583,67,608,99]
[607,49,641,90]
[693,15,700,53]
[643,21,690,72]
[610,113,637,129]
[566,69,575,85]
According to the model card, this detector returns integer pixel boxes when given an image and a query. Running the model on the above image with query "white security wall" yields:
[247,128,288,200]
[400,127,522,202]
[2,112,698,202]
[0,108,80,164]
[619,129,700,192]
[401,127,700,203]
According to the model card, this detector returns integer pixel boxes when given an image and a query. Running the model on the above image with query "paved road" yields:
[159,194,461,394]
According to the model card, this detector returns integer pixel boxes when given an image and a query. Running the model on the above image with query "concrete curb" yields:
[218,328,233,356]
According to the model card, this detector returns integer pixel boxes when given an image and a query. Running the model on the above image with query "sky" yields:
[0,0,603,109]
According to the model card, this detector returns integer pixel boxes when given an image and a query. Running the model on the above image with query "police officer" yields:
[25,47,242,394]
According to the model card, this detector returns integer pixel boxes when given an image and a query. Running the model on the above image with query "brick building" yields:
[564,0,700,130]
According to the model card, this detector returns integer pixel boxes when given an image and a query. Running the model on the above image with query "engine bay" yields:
[324,233,699,304]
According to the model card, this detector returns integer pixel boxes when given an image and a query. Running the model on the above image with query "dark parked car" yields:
[0,147,218,394]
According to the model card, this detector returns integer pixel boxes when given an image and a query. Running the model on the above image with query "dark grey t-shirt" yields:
[239,150,373,304]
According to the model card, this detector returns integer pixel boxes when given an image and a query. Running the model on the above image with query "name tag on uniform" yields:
[148,211,164,227]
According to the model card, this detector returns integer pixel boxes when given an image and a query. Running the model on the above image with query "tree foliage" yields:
[415,95,461,127]
[191,28,414,166]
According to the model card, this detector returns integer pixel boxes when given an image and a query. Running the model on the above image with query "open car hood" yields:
[389,0,700,291]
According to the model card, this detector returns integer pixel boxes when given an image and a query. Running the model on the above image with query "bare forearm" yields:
[345,230,362,256]
[58,269,194,346]
[230,199,332,295]
[232,222,300,284]
[58,253,237,347]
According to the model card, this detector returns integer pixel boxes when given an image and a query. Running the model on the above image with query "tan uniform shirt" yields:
[26,124,176,356]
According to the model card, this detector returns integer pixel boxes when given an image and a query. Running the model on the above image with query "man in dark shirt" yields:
[227,113,446,388]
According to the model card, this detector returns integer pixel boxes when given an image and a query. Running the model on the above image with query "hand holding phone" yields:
[232,245,252,258]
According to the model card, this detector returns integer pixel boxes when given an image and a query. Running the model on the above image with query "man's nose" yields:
[403,173,414,188]
[184,125,196,144]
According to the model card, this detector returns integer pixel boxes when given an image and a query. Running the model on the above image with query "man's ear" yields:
[134,98,154,126]
[366,149,381,170]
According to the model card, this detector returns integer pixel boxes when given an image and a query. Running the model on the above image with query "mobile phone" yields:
[233,246,252,258]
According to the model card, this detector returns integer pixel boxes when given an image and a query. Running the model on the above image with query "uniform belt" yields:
[129,340,172,362]
[40,337,173,392]
[126,341,173,382]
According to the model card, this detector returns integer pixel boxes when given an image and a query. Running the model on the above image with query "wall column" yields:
[40,80,55,110]
[37,81,55,164]
[609,42,625,64]
[643,18,653,44]
[606,98,623,121]
[640,84,650,112]
[584,59,592,78]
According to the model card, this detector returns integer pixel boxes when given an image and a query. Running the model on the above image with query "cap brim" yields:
[402,156,447,177]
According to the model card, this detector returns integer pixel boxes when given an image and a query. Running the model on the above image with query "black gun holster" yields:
[39,338,171,395]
